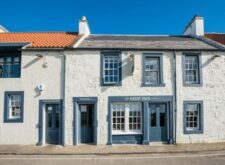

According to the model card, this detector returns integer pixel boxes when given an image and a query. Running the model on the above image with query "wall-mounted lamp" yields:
[37,84,45,95]
[129,54,134,61]
[36,54,44,58]
[213,54,221,58]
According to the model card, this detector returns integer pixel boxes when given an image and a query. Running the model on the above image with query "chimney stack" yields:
[183,15,204,36]
[79,16,90,36]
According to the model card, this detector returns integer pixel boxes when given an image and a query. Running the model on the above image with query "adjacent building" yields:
[0,15,225,146]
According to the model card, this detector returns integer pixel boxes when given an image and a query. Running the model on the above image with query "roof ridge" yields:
[0,31,78,34]
[90,34,180,37]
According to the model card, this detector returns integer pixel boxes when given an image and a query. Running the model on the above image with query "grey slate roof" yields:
[78,35,219,50]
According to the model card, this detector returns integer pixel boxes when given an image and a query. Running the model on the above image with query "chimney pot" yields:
[81,16,87,21]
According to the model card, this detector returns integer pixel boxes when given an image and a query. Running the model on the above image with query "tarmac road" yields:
[0,151,225,165]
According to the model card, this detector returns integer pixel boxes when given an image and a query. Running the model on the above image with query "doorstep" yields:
[0,143,225,155]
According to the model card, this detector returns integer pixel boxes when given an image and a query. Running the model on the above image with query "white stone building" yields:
[0,16,225,146]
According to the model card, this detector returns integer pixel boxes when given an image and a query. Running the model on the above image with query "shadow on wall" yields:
[22,53,63,98]
[34,86,41,98]
[23,57,42,69]
[202,55,221,68]
[101,55,134,93]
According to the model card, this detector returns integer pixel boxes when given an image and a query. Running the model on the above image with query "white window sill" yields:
[112,131,142,135]
[8,117,21,119]
[186,128,199,131]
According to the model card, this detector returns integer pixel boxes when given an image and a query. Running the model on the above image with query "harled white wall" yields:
[64,50,174,145]
[1,49,225,145]
[176,51,225,143]
[0,51,63,144]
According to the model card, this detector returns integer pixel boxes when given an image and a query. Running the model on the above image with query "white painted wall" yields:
[176,51,225,143]
[64,50,225,145]
[0,51,63,144]
[1,49,225,145]
[64,50,174,145]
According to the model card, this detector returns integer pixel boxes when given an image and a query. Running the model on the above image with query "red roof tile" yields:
[205,33,225,45]
[0,32,79,48]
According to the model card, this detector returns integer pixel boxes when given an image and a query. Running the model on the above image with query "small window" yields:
[4,91,24,123]
[183,54,202,86]
[0,55,21,78]
[112,102,142,134]
[142,54,164,86]
[184,101,203,134]
[101,52,121,86]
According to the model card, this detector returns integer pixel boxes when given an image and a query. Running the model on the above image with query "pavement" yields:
[1,142,225,155]
[1,151,225,165]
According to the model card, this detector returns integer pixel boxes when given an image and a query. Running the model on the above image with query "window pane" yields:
[9,94,22,119]
[151,109,156,127]
[128,102,142,131]
[160,112,166,127]
[145,57,160,84]
[103,55,119,84]
[14,57,20,63]
[48,112,53,128]
[55,112,60,128]
[0,56,21,78]
[81,111,87,127]
[112,103,125,131]
[184,55,199,84]
[6,57,11,63]
[186,103,200,131]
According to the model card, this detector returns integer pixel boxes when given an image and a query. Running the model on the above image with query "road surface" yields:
[0,151,225,165]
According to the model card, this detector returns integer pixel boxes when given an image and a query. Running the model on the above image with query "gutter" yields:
[173,50,177,144]
[59,51,67,146]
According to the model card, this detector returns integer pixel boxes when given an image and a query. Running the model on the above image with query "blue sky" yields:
[0,0,224,34]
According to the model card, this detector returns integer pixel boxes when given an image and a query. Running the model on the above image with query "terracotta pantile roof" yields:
[0,32,79,48]
[205,33,225,45]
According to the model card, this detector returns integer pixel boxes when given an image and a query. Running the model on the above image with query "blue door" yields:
[46,104,61,144]
[79,104,94,143]
[149,103,167,142]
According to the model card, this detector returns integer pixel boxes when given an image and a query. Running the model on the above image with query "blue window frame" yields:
[142,53,164,86]
[182,53,202,86]
[0,53,21,78]
[4,91,24,123]
[183,101,203,134]
[100,52,122,86]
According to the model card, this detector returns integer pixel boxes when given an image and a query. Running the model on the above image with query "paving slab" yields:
[0,142,225,155]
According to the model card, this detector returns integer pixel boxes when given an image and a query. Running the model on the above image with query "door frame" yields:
[38,99,63,145]
[149,102,169,142]
[73,97,98,145]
